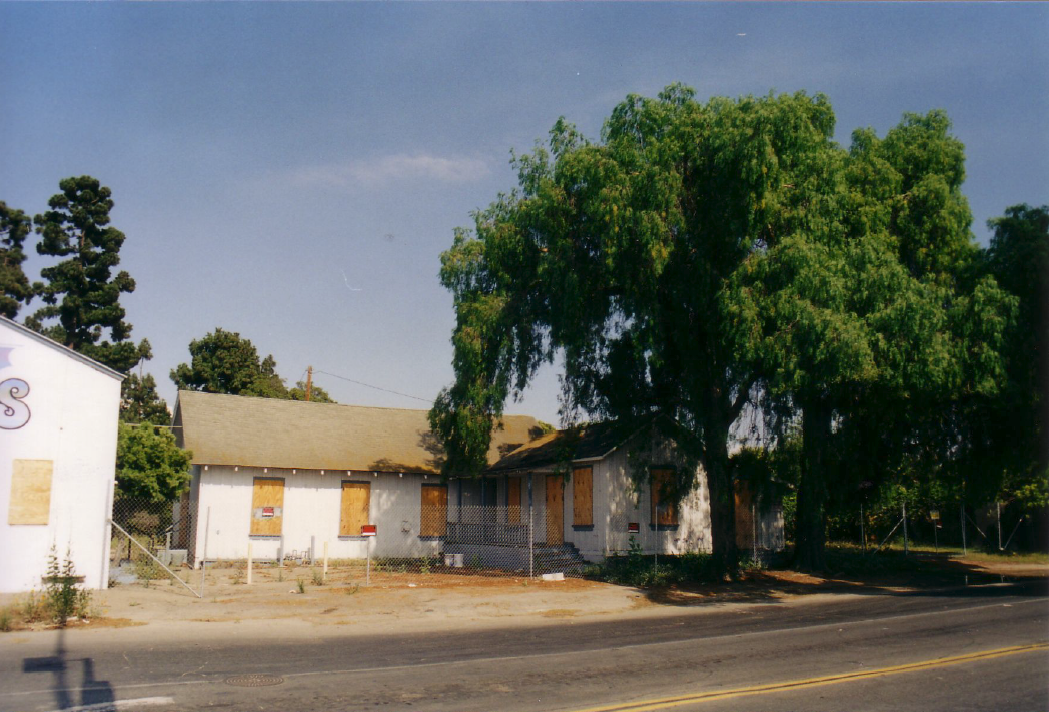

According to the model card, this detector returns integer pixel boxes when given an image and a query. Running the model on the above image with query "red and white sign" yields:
[361,524,377,537]
[627,522,640,534]
[262,507,275,518]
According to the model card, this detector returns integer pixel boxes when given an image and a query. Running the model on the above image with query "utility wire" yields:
[315,369,433,403]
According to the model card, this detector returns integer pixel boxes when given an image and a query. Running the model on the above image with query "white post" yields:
[310,535,316,566]
[200,507,211,598]
[366,537,371,585]
[247,542,253,585]
[323,541,329,581]
[997,502,1002,550]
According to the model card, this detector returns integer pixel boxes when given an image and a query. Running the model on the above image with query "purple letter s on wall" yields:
[0,378,30,429]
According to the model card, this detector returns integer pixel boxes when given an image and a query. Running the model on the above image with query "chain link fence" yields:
[109,497,200,595]
[829,497,1043,555]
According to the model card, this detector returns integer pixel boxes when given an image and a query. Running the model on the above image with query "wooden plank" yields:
[507,477,522,524]
[545,475,563,544]
[650,469,679,526]
[250,477,285,536]
[420,484,448,537]
[339,482,370,536]
[9,460,53,525]
[572,467,593,526]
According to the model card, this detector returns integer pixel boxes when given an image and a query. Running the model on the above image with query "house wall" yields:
[0,324,121,592]
[190,466,445,565]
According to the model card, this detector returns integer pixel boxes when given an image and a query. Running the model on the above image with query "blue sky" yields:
[2,3,1046,424]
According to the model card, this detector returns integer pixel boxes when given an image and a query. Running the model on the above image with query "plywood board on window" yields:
[340,481,370,537]
[507,477,522,524]
[250,477,284,536]
[573,467,593,526]
[420,484,448,537]
[9,460,53,525]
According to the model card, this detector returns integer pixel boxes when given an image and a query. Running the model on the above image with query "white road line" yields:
[37,696,174,712]
[4,596,1044,701]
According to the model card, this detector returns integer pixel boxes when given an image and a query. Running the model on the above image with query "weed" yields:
[129,601,140,607]
[311,569,325,586]
[420,557,431,575]
[296,578,306,594]
[469,555,482,570]
[277,568,284,583]
[0,608,11,632]
[231,569,244,585]
[346,584,360,595]
[132,557,162,587]
[44,545,91,626]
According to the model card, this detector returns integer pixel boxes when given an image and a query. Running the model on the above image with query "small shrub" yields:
[346,584,360,595]
[311,568,325,586]
[296,578,306,594]
[277,568,284,583]
[231,569,244,585]
[0,607,12,632]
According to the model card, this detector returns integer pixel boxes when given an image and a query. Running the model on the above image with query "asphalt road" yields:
[2,581,1046,712]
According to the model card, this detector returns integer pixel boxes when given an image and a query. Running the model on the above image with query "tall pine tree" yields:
[0,201,33,319]
[27,176,150,372]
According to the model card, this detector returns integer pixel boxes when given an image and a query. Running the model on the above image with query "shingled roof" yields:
[487,421,628,472]
[173,390,543,474]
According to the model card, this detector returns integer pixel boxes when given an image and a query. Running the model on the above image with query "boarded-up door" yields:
[572,467,593,527]
[545,474,564,545]
[340,482,371,536]
[420,484,448,537]
[507,477,522,524]
[250,477,284,536]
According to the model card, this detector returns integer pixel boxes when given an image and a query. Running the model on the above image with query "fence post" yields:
[323,541,329,581]
[902,502,908,556]
[247,542,253,585]
[860,502,866,554]
[200,506,210,598]
[528,506,534,579]
[997,502,1002,551]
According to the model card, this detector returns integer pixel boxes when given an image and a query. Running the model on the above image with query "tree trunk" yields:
[794,395,832,572]
[701,411,738,578]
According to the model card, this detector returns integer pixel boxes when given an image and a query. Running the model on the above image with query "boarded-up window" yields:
[340,481,371,536]
[420,484,448,537]
[650,468,679,526]
[507,477,522,524]
[250,477,285,536]
[9,460,53,525]
[573,467,593,526]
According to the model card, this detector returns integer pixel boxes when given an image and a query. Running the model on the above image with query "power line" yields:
[314,369,433,404]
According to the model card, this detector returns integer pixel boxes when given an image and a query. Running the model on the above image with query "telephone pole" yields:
[305,365,313,402]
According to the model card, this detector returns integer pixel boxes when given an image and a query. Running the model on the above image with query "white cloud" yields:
[288,153,490,190]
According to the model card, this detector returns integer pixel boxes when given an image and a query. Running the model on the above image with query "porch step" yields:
[532,542,588,575]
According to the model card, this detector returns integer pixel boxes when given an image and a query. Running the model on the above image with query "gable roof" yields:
[0,315,125,381]
[173,390,544,474]
[488,421,627,472]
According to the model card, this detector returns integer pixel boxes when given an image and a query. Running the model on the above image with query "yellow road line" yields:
[568,641,1049,712]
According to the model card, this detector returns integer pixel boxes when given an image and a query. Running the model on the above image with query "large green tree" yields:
[171,328,336,403]
[430,86,849,574]
[116,422,192,501]
[27,176,150,372]
[735,111,1015,569]
[0,201,33,319]
[171,328,289,397]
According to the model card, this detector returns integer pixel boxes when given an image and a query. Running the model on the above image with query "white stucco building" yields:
[0,316,124,592]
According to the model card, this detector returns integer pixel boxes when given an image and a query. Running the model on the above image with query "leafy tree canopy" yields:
[26,176,150,372]
[116,422,192,501]
[430,86,853,573]
[0,201,33,319]
[171,328,336,403]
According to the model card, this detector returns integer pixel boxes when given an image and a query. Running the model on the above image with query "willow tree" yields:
[735,111,1015,570]
[430,86,843,574]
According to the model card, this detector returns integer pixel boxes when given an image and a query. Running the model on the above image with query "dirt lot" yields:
[2,557,1045,638]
